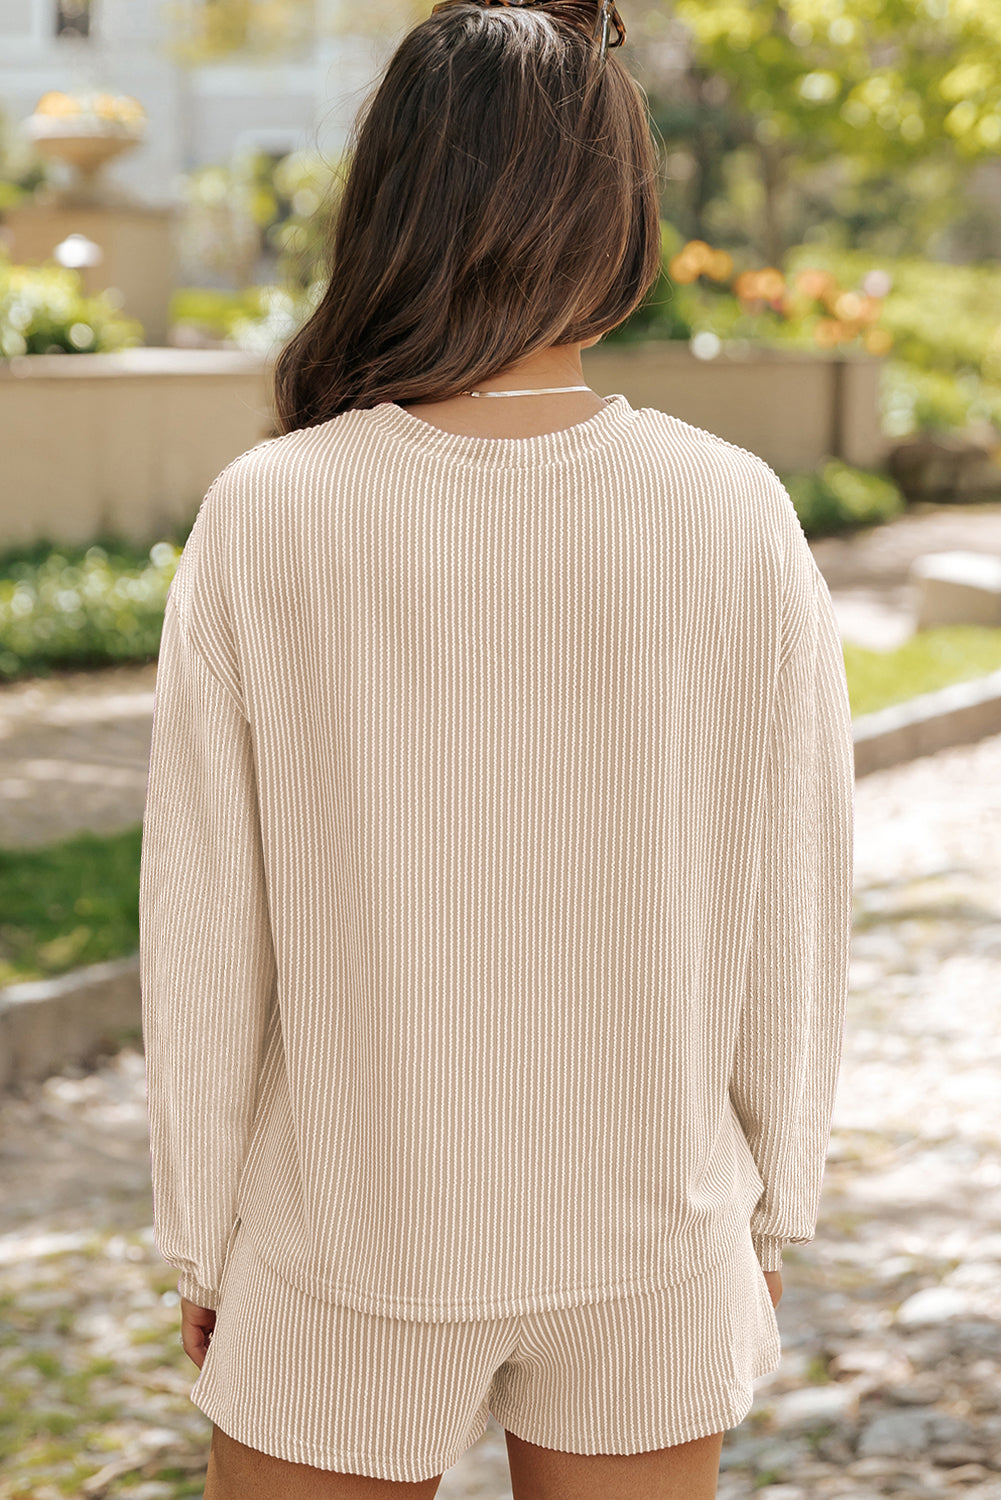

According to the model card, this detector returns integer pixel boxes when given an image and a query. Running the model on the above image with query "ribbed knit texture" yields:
[139,392,855,1320]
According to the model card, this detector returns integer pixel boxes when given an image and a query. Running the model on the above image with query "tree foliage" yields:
[646,0,1001,259]
[159,0,1001,166]
[672,0,1001,166]
[158,0,1001,259]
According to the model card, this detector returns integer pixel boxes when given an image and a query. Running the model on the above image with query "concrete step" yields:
[911,550,1001,630]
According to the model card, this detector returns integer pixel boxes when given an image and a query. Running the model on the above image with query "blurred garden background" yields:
[3,2,1001,1497]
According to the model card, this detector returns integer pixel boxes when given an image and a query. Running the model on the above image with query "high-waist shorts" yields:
[189,1217,781,1483]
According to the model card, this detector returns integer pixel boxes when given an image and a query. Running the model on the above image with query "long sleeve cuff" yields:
[752,1235,786,1273]
[177,1274,220,1310]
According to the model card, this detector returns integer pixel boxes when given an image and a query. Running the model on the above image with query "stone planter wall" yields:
[0,342,888,552]
[584,341,888,473]
[0,347,274,550]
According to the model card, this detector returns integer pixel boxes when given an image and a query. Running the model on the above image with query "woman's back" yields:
[143,391,854,1321]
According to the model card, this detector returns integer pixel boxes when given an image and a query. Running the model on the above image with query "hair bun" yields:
[430,0,626,53]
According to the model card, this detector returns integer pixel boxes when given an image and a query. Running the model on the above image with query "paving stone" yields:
[883,1377,948,1404]
[858,1410,947,1459]
[877,1477,951,1500]
[945,1466,997,1487]
[750,1438,815,1475]
[898,1287,975,1326]
[850,1455,930,1478]
[718,1437,767,1470]
[931,1443,992,1468]
[769,1382,860,1434]
[813,1432,857,1464]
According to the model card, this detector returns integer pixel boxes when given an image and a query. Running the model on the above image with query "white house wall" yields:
[0,0,389,207]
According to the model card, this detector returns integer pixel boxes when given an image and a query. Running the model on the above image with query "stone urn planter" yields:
[5,90,177,342]
[20,91,146,206]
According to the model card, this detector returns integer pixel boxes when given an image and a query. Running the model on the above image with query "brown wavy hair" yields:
[272,0,662,434]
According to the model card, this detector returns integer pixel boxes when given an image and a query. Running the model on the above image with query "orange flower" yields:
[834,290,865,321]
[863,327,894,354]
[668,252,700,284]
[734,270,763,301]
[683,239,713,269]
[795,268,837,300]
[757,267,786,299]
[705,249,734,281]
[814,318,845,347]
[669,240,718,284]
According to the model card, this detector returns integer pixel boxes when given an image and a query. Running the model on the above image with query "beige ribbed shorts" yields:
[189,1216,781,1483]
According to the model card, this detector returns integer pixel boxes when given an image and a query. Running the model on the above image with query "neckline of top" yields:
[361,392,637,466]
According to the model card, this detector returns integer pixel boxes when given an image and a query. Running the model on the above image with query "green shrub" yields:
[0,535,183,681]
[169,282,314,355]
[267,147,343,292]
[880,360,1001,437]
[0,250,144,357]
[612,239,1001,437]
[783,246,1001,434]
[175,145,340,294]
[0,99,53,212]
[167,284,263,337]
[779,459,906,537]
[784,247,1001,380]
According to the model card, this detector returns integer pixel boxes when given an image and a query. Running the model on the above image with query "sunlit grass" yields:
[845,624,1001,717]
[0,826,142,987]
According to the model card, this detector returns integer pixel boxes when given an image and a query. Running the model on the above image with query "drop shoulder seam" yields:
[684,421,805,673]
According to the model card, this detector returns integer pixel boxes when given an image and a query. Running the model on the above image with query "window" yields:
[55,0,90,37]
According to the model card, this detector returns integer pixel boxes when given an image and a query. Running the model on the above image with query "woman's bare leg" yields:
[203,1423,444,1500]
[504,1426,725,1500]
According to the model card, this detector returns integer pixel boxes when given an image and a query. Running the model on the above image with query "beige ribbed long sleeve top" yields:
[139,392,855,1320]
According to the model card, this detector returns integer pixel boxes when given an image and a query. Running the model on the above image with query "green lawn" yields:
[845,623,1001,718]
[0,827,142,988]
[2,626,1000,988]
